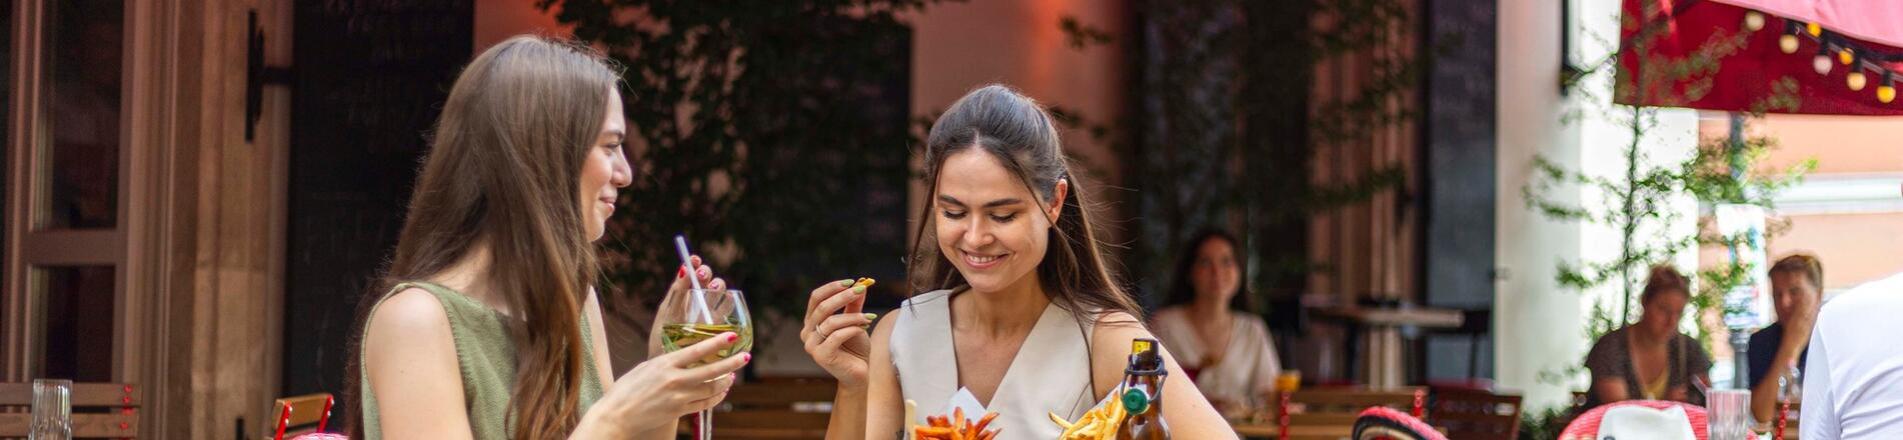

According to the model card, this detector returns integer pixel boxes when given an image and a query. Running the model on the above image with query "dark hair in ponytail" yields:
[906,84,1141,323]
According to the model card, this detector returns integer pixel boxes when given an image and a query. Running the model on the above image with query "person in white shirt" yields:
[1800,271,1903,439]
[1148,229,1282,418]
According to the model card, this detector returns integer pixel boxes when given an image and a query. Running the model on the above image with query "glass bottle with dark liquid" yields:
[1117,338,1170,440]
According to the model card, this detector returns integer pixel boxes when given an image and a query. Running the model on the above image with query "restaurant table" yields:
[1312,306,1464,388]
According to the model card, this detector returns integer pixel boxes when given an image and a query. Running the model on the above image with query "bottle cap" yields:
[1122,387,1152,415]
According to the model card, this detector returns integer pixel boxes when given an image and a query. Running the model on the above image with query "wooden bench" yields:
[0,382,141,438]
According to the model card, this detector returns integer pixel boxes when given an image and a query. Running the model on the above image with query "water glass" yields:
[1707,389,1752,440]
[30,379,73,440]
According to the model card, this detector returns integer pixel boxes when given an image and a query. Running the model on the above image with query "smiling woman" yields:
[348,35,750,440]
[798,84,1238,440]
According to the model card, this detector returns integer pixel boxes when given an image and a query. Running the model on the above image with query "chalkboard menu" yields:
[280,0,473,412]
[1421,0,1497,381]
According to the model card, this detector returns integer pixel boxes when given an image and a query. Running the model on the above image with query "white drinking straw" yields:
[675,235,716,323]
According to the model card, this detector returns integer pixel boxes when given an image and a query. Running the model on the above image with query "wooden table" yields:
[1235,423,1349,439]
[1312,306,1464,388]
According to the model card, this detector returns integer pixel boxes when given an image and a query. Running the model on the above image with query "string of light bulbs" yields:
[1746,9,1900,104]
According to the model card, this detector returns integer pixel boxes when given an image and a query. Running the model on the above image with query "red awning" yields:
[1617,0,1903,115]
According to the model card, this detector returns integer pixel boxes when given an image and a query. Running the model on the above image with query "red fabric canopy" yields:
[1618,0,1903,115]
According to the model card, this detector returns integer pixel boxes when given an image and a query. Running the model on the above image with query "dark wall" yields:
[1421,0,1498,381]
[281,0,473,412]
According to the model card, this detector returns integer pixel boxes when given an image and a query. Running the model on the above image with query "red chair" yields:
[1775,401,1802,440]
[1559,400,1709,440]
[266,393,337,440]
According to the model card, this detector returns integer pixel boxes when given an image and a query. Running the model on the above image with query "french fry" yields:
[1048,412,1074,430]
[971,412,998,433]
[914,426,952,439]
[855,277,876,288]
[904,400,919,440]
[952,408,967,438]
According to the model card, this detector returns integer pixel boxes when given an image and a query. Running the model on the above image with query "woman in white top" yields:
[1148,229,1282,417]
[796,85,1236,440]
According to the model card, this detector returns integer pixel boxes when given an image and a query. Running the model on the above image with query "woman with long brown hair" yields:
[799,84,1235,439]
[1149,229,1282,418]
[350,35,748,439]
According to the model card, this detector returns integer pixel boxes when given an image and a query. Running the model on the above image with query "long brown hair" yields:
[346,35,619,439]
[907,84,1141,323]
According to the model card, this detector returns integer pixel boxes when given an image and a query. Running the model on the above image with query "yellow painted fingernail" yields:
[863,313,879,321]
[840,279,855,288]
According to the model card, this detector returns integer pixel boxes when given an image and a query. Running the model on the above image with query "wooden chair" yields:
[263,393,335,440]
[1269,387,1426,440]
[0,382,141,438]
[710,378,835,439]
[1425,387,1521,440]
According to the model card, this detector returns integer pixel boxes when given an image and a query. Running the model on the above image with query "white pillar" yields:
[1496,0,1698,411]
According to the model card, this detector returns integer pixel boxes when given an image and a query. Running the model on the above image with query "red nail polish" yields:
[726,333,739,343]
[742,353,752,363]
[677,266,687,278]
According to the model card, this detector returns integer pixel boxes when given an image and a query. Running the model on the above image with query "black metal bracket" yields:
[1560,0,1584,95]
[247,9,294,142]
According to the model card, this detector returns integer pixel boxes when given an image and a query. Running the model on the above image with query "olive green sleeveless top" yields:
[360,281,606,439]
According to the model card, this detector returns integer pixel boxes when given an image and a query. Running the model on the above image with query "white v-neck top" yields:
[1149,306,1281,409]
[890,289,1099,440]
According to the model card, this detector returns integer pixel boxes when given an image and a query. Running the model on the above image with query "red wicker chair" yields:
[1559,400,1709,440]
[1353,406,1448,440]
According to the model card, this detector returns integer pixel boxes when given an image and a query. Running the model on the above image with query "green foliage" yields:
[1054,0,1441,303]
[543,0,948,326]
[1526,7,1813,390]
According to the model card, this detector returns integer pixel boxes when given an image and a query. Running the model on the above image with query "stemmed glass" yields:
[657,288,752,440]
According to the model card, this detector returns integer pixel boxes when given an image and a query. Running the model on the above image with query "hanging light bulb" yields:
[1745,11,1766,31]
[1880,75,1897,104]
[1780,22,1801,53]
[1807,22,1822,36]
[1814,46,1833,75]
[1840,48,1855,65]
[1847,52,1867,90]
